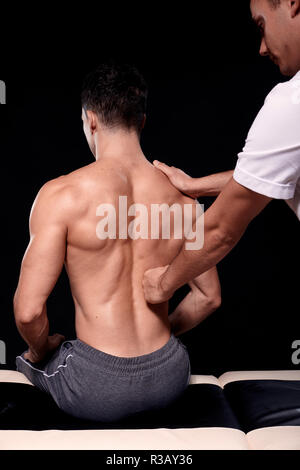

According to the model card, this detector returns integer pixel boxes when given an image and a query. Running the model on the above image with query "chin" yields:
[279,65,294,77]
[278,61,298,77]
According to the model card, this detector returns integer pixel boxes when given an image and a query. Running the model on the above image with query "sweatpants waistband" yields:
[70,333,186,375]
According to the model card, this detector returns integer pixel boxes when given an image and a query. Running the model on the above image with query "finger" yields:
[153,160,169,168]
[51,333,64,340]
[52,333,65,344]
[157,165,176,179]
[145,265,168,276]
[24,351,36,362]
[153,161,172,172]
[144,268,154,276]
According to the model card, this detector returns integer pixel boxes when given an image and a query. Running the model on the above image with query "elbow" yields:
[13,294,43,325]
[15,313,40,326]
[206,293,222,313]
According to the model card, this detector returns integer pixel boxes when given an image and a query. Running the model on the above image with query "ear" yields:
[290,0,300,17]
[86,110,98,134]
[141,114,146,130]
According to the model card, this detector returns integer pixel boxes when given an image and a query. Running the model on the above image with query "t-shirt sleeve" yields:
[233,81,300,200]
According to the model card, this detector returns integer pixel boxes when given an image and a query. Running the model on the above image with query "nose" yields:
[259,37,268,56]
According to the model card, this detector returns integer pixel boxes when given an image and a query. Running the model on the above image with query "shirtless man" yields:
[14,62,221,422]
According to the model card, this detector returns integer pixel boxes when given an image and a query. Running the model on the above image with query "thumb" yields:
[144,267,153,277]
[153,160,170,167]
[52,333,65,343]
[153,161,172,174]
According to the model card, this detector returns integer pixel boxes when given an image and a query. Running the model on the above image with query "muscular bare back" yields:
[54,157,198,357]
[15,153,200,358]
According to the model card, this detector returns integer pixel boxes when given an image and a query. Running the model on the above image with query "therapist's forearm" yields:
[190,170,234,198]
[158,176,271,298]
[161,223,238,296]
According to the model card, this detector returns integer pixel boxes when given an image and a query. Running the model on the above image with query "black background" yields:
[0,2,299,376]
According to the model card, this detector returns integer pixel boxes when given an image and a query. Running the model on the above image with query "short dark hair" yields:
[81,61,148,134]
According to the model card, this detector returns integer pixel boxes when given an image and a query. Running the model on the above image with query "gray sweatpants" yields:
[15,333,191,422]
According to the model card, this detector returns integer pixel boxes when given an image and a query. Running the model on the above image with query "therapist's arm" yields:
[153,160,234,198]
[143,177,272,303]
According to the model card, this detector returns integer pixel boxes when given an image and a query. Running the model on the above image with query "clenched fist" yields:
[24,333,65,363]
[142,265,174,304]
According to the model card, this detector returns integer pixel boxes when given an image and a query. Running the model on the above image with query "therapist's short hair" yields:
[268,0,281,8]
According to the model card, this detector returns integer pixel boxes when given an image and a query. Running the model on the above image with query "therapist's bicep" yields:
[207,177,273,240]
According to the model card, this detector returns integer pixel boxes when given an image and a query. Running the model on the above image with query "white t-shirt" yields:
[233,70,300,220]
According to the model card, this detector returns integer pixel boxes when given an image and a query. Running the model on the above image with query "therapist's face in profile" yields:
[250,0,300,76]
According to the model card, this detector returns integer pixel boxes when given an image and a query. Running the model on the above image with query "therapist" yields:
[143,0,300,303]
